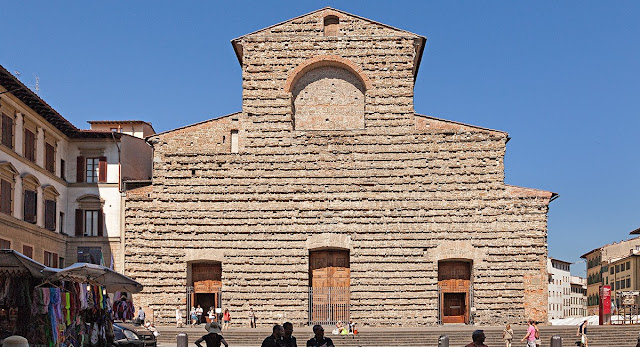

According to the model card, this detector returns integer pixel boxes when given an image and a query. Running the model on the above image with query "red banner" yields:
[599,285,611,325]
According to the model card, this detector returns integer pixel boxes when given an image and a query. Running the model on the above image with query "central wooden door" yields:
[443,293,466,322]
[438,260,471,324]
[309,249,350,324]
[191,262,222,317]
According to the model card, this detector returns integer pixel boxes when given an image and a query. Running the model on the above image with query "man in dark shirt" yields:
[306,325,334,347]
[465,330,488,347]
[283,322,297,347]
[262,324,285,347]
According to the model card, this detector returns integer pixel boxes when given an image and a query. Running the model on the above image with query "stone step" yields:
[155,325,640,347]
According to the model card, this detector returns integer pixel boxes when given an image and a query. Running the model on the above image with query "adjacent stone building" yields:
[125,8,556,326]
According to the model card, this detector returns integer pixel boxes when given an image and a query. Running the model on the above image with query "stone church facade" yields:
[125,8,555,326]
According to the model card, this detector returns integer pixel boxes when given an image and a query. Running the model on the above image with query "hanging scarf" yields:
[48,288,60,344]
[79,284,88,310]
[31,287,50,315]
[65,292,71,326]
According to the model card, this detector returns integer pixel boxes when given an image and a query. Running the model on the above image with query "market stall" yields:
[0,250,143,347]
[52,263,143,323]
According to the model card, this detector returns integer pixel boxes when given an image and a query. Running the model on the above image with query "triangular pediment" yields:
[233,7,422,41]
[231,7,426,69]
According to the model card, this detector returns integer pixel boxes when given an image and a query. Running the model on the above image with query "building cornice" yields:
[0,146,67,186]
[0,212,65,243]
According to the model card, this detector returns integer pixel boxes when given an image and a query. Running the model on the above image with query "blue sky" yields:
[2,1,639,276]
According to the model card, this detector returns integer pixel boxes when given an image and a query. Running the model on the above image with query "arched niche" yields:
[285,56,371,131]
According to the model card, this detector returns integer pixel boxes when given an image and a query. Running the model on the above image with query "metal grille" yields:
[437,286,442,325]
[308,287,350,325]
[469,282,474,325]
[186,286,194,316]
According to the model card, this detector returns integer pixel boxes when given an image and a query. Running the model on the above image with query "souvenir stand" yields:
[0,250,58,344]
[0,251,143,347]
[51,263,143,347]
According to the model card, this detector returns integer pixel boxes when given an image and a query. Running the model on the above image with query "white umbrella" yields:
[0,249,59,278]
[52,262,143,293]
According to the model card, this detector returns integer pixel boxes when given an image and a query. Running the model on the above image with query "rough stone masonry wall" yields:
[125,9,551,326]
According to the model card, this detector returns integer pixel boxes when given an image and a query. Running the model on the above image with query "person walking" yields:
[196,305,204,325]
[465,330,488,347]
[283,322,297,347]
[306,325,334,347]
[249,308,256,328]
[195,322,228,347]
[222,308,231,330]
[136,307,145,325]
[520,319,537,347]
[208,306,216,323]
[261,324,285,347]
[577,320,588,347]
[190,307,198,328]
[534,321,541,347]
[176,306,184,328]
[502,324,514,347]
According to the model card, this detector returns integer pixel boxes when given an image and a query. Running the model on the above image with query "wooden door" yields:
[191,263,222,299]
[443,293,466,323]
[438,260,471,324]
[310,250,350,323]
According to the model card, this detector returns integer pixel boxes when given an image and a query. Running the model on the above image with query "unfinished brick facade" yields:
[125,8,554,326]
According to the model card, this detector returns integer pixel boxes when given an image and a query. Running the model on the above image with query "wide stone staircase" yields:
[155,324,640,347]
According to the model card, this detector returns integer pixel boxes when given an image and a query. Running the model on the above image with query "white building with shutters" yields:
[548,257,572,320]
[0,64,153,272]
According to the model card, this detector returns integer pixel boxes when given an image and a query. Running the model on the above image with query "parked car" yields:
[113,322,157,347]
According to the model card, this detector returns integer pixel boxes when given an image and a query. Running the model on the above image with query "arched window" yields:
[292,66,365,130]
[323,15,339,36]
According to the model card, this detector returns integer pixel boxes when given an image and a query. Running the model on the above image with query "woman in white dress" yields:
[176,306,184,328]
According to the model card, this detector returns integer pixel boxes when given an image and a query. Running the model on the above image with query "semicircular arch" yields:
[284,55,372,93]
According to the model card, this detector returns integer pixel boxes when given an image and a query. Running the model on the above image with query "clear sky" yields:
[2,1,639,276]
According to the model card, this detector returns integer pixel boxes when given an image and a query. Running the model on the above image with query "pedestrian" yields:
[191,307,198,328]
[520,319,536,347]
[502,323,513,347]
[306,325,334,347]
[261,324,285,347]
[577,320,588,347]
[465,329,488,347]
[283,322,297,347]
[195,322,228,347]
[176,306,184,328]
[222,308,231,330]
[136,307,145,325]
[208,306,216,323]
[348,319,357,334]
[534,321,541,347]
[196,305,204,325]
[249,308,256,328]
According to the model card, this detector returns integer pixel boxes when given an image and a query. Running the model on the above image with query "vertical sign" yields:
[599,285,611,325]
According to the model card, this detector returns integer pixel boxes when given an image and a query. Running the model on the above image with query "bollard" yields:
[177,332,188,347]
[550,334,562,347]
[438,334,449,347]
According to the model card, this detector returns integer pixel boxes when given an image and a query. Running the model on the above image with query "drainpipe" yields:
[110,132,125,273]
